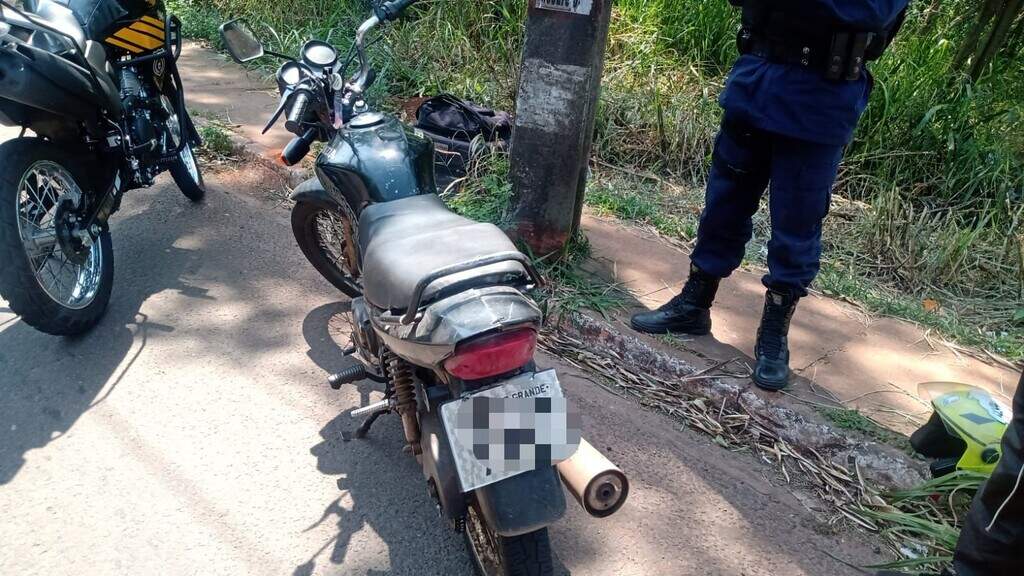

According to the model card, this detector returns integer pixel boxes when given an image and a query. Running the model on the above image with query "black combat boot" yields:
[630,265,720,335]
[752,289,800,391]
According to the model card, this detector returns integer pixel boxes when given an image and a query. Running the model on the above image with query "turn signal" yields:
[444,329,537,381]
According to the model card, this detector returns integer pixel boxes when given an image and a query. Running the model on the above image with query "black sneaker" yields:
[630,265,719,335]
[752,289,799,391]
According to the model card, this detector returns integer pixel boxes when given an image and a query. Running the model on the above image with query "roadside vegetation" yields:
[195,121,237,161]
[170,0,1024,363]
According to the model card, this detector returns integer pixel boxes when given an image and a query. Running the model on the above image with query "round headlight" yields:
[277,61,304,87]
[301,40,338,69]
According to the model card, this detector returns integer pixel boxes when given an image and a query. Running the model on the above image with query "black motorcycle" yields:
[0,0,204,335]
[220,2,629,574]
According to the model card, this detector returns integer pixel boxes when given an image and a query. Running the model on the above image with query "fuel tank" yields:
[67,0,167,55]
[315,112,437,215]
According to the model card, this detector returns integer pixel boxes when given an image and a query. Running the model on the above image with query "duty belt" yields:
[737,28,874,82]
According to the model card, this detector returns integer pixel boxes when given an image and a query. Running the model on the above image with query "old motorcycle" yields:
[0,0,205,334]
[219,2,628,574]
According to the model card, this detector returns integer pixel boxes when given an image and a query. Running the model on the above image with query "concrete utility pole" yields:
[508,0,612,257]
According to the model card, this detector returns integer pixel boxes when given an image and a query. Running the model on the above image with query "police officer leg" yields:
[752,135,842,390]
[952,372,1024,575]
[631,117,771,335]
[691,118,772,279]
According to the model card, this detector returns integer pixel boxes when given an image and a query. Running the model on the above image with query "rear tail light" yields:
[444,328,537,381]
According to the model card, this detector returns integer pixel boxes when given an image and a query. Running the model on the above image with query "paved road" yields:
[0,164,885,575]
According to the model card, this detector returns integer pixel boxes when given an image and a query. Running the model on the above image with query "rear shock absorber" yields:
[387,351,422,454]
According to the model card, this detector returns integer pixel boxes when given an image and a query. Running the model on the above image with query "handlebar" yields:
[345,15,380,98]
[375,0,418,22]
[285,90,311,133]
[347,0,416,96]
[266,1,417,147]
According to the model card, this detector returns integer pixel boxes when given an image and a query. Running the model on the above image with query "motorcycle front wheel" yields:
[169,141,206,203]
[464,502,554,576]
[0,138,114,335]
[291,200,362,298]
[161,92,206,203]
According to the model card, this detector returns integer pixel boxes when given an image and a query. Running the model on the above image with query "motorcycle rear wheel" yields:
[464,502,554,576]
[0,138,114,335]
[291,200,362,298]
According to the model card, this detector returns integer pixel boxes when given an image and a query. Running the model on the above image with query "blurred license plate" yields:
[441,370,581,492]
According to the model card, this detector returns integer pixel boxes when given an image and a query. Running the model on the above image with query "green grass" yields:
[586,174,698,240]
[820,407,913,453]
[533,233,627,318]
[861,470,988,571]
[443,152,513,226]
[196,122,235,158]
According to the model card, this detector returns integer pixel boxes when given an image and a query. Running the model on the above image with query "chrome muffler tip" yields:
[556,438,629,518]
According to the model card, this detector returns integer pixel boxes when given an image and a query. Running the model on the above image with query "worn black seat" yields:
[358,194,528,312]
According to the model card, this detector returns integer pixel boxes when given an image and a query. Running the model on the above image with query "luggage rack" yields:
[400,250,544,325]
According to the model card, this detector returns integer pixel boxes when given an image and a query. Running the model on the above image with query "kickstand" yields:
[354,409,389,439]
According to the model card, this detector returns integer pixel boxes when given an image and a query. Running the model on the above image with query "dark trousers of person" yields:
[953,371,1024,575]
[690,118,844,296]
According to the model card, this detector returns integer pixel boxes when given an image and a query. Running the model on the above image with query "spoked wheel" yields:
[291,198,362,298]
[161,93,206,203]
[0,139,114,335]
[464,502,554,576]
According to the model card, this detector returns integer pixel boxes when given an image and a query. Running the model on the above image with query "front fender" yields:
[289,177,345,210]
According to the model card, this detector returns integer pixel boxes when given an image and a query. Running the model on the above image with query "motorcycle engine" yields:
[118,68,165,185]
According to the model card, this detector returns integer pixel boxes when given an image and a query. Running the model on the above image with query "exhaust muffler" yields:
[557,438,629,518]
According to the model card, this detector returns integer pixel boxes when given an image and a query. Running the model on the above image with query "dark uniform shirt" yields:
[719,0,909,146]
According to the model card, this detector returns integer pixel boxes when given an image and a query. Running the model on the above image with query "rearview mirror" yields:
[219,19,264,63]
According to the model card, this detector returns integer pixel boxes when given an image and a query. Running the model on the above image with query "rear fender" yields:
[474,466,567,537]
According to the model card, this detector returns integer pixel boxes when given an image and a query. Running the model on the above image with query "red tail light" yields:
[444,329,537,380]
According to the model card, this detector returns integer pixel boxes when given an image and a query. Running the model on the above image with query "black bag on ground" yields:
[414,94,511,181]
[415,94,511,142]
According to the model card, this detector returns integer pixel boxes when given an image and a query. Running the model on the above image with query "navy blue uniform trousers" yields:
[690,118,843,296]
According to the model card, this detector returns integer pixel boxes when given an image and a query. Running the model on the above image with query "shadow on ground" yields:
[0,203,202,485]
[294,300,478,575]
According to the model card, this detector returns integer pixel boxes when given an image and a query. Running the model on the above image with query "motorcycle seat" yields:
[358,194,528,312]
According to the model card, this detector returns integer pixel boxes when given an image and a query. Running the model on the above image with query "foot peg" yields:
[351,400,391,439]
[328,365,367,390]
